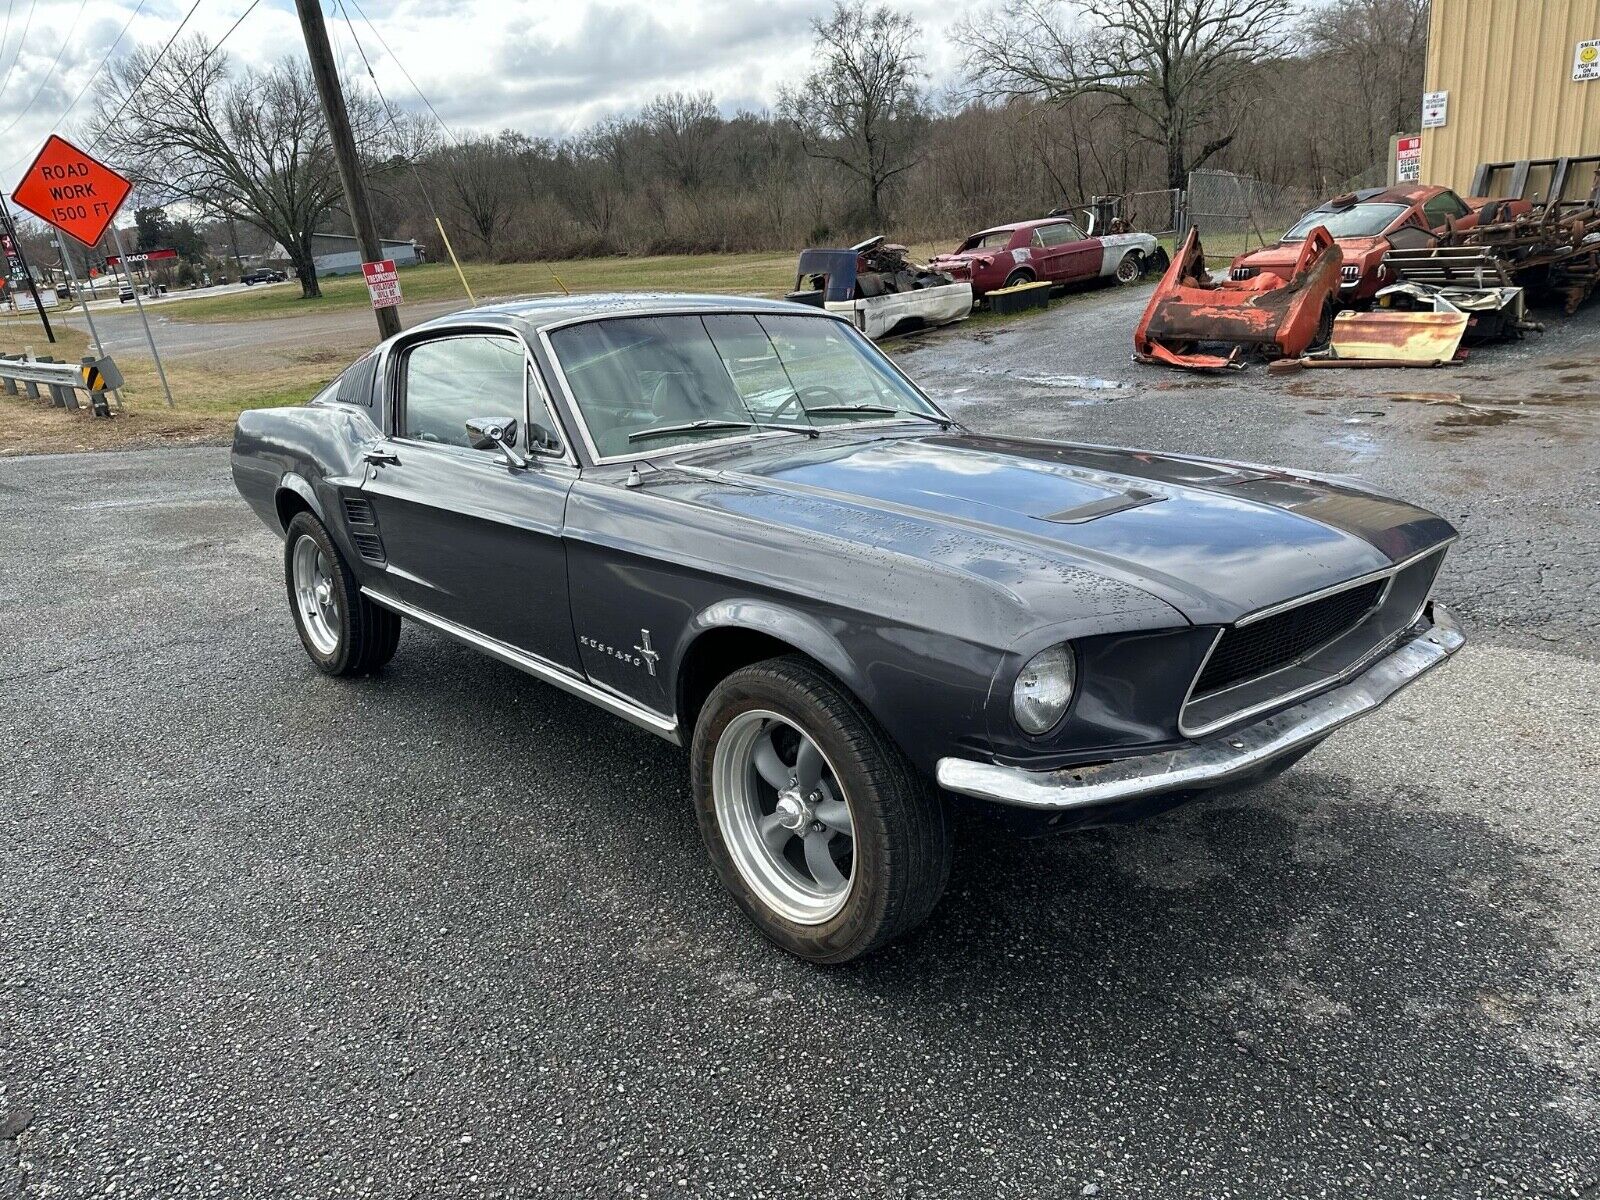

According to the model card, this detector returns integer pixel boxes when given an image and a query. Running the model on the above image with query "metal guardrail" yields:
[0,352,123,417]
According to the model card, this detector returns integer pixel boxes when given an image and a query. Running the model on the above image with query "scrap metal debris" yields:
[1133,226,1342,371]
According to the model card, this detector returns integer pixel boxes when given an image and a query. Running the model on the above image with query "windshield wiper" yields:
[628,419,753,443]
[802,404,953,429]
[752,421,820,438]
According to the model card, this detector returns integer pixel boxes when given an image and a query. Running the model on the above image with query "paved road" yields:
[2,294,1597,1199]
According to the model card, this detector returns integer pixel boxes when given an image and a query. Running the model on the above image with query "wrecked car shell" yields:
[1134,226,1342,371]
[790,238,972,339]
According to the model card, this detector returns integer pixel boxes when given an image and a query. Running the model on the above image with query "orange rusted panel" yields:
[1133,226,1343,372]
[1327,311,1469,362]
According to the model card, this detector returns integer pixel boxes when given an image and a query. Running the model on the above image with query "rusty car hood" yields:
[670,430,1454,626]
[1241,235,1388,271]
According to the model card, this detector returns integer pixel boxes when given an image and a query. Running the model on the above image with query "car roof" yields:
[1312,184,1443,212]
[971,217,1076,238]
[412,292,837,336]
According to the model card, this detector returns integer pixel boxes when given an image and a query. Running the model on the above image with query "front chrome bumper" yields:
[936,602,1464,812]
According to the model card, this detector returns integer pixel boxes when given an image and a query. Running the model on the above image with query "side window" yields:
[1038,222,1084,246]
[401,335,524,449]
[1423,191,1470,227]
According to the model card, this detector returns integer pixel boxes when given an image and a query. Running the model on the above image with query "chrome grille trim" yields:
[1178,542,1451,739]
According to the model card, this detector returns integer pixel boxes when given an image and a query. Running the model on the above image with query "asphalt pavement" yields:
[1,289,1597,1199]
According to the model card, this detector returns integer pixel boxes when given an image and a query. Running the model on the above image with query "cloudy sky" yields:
[0,0,979,184]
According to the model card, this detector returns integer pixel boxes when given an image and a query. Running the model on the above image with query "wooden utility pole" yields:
[293,0,401,340]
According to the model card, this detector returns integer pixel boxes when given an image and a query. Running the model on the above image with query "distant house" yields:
[268,233,424,278]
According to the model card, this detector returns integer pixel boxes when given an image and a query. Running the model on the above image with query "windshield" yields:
[1284,203,1410,240]
[548,313,947,458]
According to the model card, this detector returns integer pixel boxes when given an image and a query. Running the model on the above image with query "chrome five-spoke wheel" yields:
[713,708,856,925]
[291,534,340,656]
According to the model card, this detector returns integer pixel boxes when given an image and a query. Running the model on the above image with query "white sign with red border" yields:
[1396,135,1422,183]
[362,258,402,309]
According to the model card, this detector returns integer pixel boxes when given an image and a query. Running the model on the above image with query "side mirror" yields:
[465,416,528,470]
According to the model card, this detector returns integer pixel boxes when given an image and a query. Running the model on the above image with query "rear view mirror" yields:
[465,416,528,470]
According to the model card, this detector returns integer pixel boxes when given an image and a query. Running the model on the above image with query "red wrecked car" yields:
[1228,185,1529,307]
[929,217,1161,297]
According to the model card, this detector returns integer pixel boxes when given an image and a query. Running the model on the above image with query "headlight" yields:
[1012,644,1076,735]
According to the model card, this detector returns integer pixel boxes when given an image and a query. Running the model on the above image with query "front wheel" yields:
[1114,252,1143,284]
[691,656,951,963]
[283,511,400,676]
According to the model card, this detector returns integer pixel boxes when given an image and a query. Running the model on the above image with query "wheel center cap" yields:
[775,789,810,831]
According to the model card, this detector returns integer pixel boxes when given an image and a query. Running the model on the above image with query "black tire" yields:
[1309,300,1337,352]
[282,511,401,677]
[1114,252,1143,284]
[1003,268,1035,289]
[691,655,951,963]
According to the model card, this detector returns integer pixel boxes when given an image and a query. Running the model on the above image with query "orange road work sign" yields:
[11,135,132,247]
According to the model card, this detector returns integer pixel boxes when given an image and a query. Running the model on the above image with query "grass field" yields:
[144,251,824,323]
[0,324,340,455]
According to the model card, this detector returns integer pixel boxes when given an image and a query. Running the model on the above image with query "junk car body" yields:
[789,236,972,338]
[1229,185,1529,306]
[929,217,1159,297]
[232,293,1463,961]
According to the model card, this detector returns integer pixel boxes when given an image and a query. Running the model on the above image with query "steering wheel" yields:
[769,384,848,421]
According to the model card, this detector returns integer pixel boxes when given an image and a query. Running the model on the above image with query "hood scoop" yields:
[1039,488,1164,524]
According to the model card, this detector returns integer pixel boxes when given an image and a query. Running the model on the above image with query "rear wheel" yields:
[1002,268,1035,289]
[283,511,400,676]
[691,656,951,963]
[1310,300,1337,352]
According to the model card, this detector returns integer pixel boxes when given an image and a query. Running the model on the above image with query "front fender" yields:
[675,599,867,708]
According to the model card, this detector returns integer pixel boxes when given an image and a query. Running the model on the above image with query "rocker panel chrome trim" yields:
[362,588,681,743]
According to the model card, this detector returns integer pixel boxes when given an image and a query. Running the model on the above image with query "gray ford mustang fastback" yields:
[232,293,1463,961]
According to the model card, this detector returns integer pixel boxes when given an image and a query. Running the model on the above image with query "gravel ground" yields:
[1,291,1597,1199]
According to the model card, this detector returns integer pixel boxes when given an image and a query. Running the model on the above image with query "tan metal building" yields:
[1422,0,1600,199]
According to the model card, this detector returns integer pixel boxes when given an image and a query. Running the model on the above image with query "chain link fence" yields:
[1120,189,1183,236]
[1181,169,1315,244]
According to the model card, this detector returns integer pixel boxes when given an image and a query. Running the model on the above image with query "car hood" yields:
[1240,235,1389,271]
[670,430,1454,627]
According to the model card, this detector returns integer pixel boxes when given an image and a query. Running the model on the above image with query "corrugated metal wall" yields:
[1424,0,1600,196]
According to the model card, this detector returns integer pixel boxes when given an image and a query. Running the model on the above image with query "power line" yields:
[343,0,457,146]
[0,0,91,140]
[0,0,38,105]
[93,0,207,149]
[0,0,15,93]
[9,0,151,154]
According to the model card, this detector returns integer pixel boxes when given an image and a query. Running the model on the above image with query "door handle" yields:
[363,445,401,466]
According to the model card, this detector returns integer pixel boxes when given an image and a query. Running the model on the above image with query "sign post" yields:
[362,259,403,311]
[1,201,56,343]
[10,135,172,407]
[54,231,120,410]
[110,225,174,407]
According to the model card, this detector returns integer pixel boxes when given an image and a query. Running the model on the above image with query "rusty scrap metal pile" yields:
[1459,203,1600,315]
[1134,158,1600,374]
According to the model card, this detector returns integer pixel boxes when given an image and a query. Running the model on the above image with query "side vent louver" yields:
[343,496,376,525]
[341,495,385,563]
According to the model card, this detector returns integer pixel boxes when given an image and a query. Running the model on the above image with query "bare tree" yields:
[1305,0,1429,166]
[89,37,400,298]
[779,0,928,228]
[959,0,1295,191]
[640,92,722,190]
[440,132,523,256]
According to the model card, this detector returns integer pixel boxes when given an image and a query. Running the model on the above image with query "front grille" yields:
[1196,579,1386,696]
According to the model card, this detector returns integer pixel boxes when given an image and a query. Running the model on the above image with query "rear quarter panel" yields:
[232,403,382,573]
